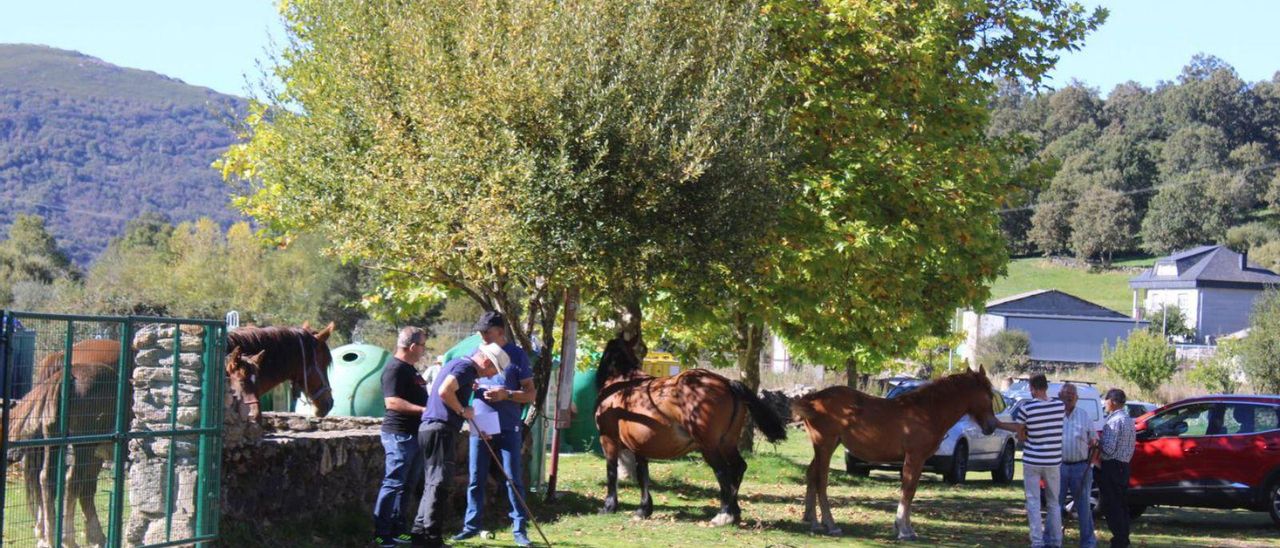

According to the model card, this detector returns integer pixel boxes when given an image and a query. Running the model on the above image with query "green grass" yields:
[988,258,1140,313]
[229,434,1278,547]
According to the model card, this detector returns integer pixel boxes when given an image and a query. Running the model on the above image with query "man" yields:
[1057,383,1098,548]
[410,342,507,548]
[1097,388,1136,548]
[374,327,430,547]
[1013,374,1066,548]
[454,312,535,547]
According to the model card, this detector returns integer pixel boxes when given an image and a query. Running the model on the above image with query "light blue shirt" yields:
[1061,405,1097,463]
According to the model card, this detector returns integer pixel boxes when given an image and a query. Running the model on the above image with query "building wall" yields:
[960,311,1006,365]
[1198,287,1263,341]
[1004,316,1145,364]
[1144,289,1200,329]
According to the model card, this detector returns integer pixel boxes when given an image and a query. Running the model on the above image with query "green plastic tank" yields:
[562,367,601,453]
[297,343,393,417]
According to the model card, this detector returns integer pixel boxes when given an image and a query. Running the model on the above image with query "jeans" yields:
[412,421,458,547]
[1024,463,1063,548]
[1059,461,1096,548]
[463,429,528,535]
[374,431,424,537]
[1097,460,1131,548]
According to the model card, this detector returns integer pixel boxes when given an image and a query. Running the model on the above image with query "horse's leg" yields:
[707,452,737,527]
[813,439,841,536]
[895,453,924,541]
[61,446,82,548]
[802,457,817,526]
[39,446,57,548]
[633,455,652,519]
[79,450,107,547]
[729,451,747,522]
[600,436,620,514]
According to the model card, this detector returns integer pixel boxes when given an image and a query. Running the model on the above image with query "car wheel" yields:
[943,442,968,485]
[1268,479,1280,526]
[992,441,1015,484]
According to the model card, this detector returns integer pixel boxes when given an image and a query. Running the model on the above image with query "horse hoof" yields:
[600,505,618,515]
[826,527,843,537]
[633,509,652,520]
[896,532,918,541]
[710,512,735,527]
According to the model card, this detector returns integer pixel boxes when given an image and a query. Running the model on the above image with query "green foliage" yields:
[1224,221,1280,253]
[1139,179,1233,255]
[0,45,245,266]
[1103,330,1177,399]
[1238,290,1280,394]
[1144,303,1196,341]
[975,330,1032,375]
[1187,343,1240,395]
[0,214,79,307]
[1069,187,1135,264]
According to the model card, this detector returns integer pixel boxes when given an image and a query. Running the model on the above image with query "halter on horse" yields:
[225,322,336,421]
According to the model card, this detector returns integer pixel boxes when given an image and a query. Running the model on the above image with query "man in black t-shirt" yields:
[373,327,430,547]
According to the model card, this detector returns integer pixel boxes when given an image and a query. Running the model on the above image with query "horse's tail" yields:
[8,370,62,442]
[729,381,787,443]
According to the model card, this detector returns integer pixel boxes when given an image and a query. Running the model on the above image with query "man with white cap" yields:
[408,342,506,548]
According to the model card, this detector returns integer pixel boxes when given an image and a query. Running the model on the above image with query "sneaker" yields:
[393,533,418,545]
[513,531,532,547]
[373,536,395,548]
[450,530,479,542]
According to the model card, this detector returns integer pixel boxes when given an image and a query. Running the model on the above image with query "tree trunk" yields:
[845,355,858,388]
[526,284,562,428]
[734,315,765,453]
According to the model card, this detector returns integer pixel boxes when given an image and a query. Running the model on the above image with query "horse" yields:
[224,321,336,421]
[791,366,1001,540]
[593,335,788,526]
[8,339,123,548]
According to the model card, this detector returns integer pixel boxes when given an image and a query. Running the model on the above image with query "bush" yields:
[1187,356,1240,395]
[1103,330,1176,399]
[1144,303,1195,341]
[975,330,1031,374]
[1238,290,1280,394]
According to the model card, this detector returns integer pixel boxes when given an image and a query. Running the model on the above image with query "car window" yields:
[1146,403,1216,438]
[1222,403,1280,435]
[1084,399,1101,423]
[991,390,1007,414]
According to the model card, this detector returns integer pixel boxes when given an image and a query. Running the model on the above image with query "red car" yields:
[1127,394,1280,525]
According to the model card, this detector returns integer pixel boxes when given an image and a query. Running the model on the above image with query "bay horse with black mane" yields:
[224,321,337,421]
[792,366,1004,540]
[594,335,787,526]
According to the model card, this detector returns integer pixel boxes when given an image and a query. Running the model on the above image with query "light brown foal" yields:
[792,366,1001,540]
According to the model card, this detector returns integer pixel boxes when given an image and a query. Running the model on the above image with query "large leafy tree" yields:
[0,214,79,307]
[220,0,792,409]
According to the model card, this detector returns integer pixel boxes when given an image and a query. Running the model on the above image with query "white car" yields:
[1005,381,1105,433]
[846,379,1018,485]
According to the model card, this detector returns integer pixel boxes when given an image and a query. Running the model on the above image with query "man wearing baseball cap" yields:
[408,342,506,547]
[454,311,535,546]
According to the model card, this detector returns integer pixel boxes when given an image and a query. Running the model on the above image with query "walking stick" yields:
[468,418,553,547]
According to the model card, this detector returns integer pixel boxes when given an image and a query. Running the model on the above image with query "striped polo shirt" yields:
[1014,398,1066,466]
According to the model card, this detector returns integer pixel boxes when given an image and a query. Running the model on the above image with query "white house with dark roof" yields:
[1129,245,1280,344]
[960,289,1148,365]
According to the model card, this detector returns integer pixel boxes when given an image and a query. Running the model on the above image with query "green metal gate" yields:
[1,311,226,547]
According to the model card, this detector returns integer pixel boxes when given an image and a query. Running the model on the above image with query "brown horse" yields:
[594,336,787,526]
[792,366,1001,540]
[9,339,122,548]
[224,321,336,421]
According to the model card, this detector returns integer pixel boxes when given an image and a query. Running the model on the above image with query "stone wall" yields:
[127,324,210,545]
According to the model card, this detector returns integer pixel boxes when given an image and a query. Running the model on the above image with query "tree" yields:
[1029,190,1076,256]
[1144,303,1195,341]
[0,214,78,307]
[974,330,1031,375]
[220,0,792,412]
[759,0,1106,375]
[1103,330,1177,399]
[1139,179,1231,255]
[1069,187,1135,264]
[1187,342,1240,395]
[1238,290,1280,394]
[1044,82,1103,142]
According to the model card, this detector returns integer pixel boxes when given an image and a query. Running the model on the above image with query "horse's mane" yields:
[892,370,993,406]
[227,325,314,356]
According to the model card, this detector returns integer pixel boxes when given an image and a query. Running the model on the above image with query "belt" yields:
[1063,460,1088,465]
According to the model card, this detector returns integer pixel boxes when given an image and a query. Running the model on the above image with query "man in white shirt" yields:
[1057,383,1098,548]
[1013,374,1066,548]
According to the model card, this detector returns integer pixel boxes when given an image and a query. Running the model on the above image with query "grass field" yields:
[220,432,1280,547]
[987,258,1147,313]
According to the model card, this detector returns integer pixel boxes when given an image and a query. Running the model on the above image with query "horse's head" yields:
[226,346,267,421]
[299,321,336,418]
[596,334,641,391]
[963,365,999,435]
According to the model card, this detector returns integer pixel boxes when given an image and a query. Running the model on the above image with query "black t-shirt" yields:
[381,357,428,434]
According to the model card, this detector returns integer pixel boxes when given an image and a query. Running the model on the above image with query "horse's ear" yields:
[226,346,243,375]
[315,322,335,343]
[978,364,987,376]
[243,350,266,372]
[301,321,312,331]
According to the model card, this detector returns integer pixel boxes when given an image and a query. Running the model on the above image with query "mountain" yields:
[0,44,247,265]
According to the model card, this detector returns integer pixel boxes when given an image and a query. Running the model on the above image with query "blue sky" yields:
[2,1,1277,98]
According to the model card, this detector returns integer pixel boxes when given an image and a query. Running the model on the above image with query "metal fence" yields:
[1,311,226,548]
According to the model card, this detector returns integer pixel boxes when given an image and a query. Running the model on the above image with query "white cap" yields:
[476,342,510,370]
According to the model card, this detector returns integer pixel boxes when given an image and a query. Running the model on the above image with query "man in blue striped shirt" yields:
[1013,374,1066,548]
[1057,383,1097,548]
[1097,388,1136,548]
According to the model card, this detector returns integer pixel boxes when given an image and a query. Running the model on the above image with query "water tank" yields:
[296,343,392,417]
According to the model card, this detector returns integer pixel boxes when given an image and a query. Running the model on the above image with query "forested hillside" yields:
[0,44,244,265]
[993,54,1280,266]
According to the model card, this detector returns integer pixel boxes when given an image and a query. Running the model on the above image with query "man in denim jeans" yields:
[373,327,430,547]
[1014,374,1066,548]
[1058,383,1098,548]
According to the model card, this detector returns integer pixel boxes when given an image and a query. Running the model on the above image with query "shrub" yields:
[1144,303,1195,341]
[975,329,1031,374]
[1103,330,1176,399]
[1238,290,1280,394]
